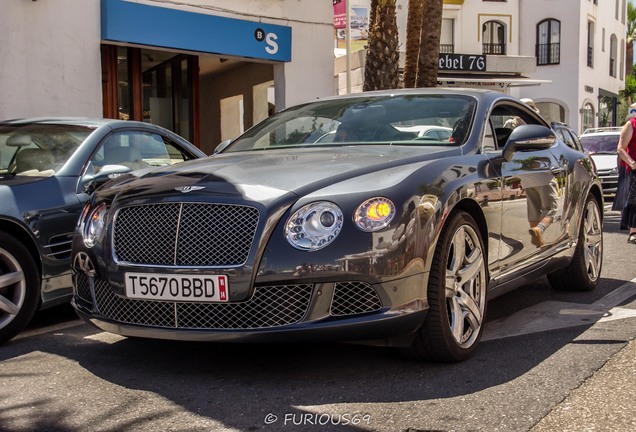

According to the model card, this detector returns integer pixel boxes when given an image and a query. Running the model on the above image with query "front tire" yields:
[0,232,40,344]
[549,193,602,291]
[403,211,488,362]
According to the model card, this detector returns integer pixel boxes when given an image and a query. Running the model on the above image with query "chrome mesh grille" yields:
[90,279,313,329]
[74,273,92,304]
[330,281,382,316]
[113,203,259,267]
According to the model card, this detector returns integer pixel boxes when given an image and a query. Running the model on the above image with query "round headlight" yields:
[354,197,396,232]
[83,203,108,248]
[285,202,343,251]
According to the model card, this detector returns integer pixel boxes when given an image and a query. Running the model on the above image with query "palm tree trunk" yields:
[403,0,425,88]
[369,0,378,33]
[363,0,400,91]
[415,0,443,88]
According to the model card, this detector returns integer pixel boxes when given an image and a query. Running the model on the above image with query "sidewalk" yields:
[531,337,636,431]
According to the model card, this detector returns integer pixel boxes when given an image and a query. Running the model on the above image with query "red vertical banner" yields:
[334,0,347,29]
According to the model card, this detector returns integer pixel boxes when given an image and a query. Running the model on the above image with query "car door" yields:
[487,103,566,274]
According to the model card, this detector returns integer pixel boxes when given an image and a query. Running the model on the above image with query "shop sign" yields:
[438,54,487,72]
[101,0,292,62]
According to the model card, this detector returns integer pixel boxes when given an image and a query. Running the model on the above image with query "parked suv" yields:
[579,127,622,195]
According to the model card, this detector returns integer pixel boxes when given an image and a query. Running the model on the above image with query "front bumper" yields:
[72,271,429,346]
[597,169,618,195]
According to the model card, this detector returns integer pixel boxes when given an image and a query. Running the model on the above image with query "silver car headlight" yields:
[354,197,396,232]
[285,202,343,251]
[83,203,108,248]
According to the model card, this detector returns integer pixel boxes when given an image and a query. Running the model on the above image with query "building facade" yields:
[0,0,334,153]
[518,0,627,133]
[336,0,627,134]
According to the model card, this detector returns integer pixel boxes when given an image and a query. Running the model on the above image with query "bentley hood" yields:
[98,146,459,203]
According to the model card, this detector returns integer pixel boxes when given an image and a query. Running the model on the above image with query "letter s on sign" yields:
[265,32,279,55]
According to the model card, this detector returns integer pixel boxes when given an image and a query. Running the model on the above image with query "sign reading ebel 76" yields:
[439,54,487,72]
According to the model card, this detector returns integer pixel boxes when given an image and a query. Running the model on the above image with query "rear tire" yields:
[402,211,488,362]
[0,232,40,344]
[549,194,602,291]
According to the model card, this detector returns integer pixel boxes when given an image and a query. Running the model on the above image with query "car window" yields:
[0,124,91,176]
[90,131,195,173]
[579,134,620,154]
[559,129,582,151]
[224,94,478,152]
[488,104,543,149]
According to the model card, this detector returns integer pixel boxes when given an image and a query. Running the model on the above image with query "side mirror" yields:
[81,164,132,194]
[502,125,556,161]
[214,139,232,154]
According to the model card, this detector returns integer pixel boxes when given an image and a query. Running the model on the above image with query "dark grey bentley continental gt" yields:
[0,118,205,344]
[71,89,603,362]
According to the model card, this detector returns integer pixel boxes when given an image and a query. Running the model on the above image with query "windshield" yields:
[579,134,619,154]
[223,94,477,152]
[0,124,93,176]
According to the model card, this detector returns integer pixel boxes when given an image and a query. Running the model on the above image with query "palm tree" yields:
[363,0,400,91]
[621,74,636,106]
[403,0,425,88]
[415,0,443,88]
[627,1,636,78]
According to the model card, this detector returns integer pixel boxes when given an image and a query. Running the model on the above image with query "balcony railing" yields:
[483,43,506,55]
[439,44,455,54]
[536,43,560,65]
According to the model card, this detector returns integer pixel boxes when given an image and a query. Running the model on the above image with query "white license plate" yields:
[124,272,228,302]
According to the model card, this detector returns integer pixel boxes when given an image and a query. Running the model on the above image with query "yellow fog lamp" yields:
[354,197,395,232]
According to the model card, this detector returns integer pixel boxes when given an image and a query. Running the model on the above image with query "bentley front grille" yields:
[90,280,313,329]
[330,281,382,316]
[113,203,259,267]
[74,272,92,308]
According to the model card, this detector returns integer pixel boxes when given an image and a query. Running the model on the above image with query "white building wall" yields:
[447,0,520,56]
[518,0,626,132]
[0,0,333,120]
[0,0,103,119]
[271,0,334,108]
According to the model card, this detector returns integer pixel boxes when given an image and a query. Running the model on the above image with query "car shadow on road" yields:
[1,296,635,432]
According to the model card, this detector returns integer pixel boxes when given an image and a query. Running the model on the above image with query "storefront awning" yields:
[101,0,292,62]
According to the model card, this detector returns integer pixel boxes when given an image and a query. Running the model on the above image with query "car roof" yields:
[0,117,140,128]
[581,127,622,135]
[314,87,502,102]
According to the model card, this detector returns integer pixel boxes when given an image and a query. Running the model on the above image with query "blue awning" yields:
[101,0,292,62]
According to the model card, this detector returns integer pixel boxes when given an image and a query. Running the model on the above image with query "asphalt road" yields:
[1,201,635,432]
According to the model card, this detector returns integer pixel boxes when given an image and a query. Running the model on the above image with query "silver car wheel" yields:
[582,199,603,282]
[445,224,487,348]
[0,246,27,329]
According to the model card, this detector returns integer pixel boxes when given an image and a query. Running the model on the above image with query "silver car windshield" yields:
[579,135,620,154]
[0,125,92,177]
[224,94,477,152]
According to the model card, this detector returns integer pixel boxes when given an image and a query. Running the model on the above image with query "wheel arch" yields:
[448,198,489,259]
[589,183,604,221]
[0,219,42,279]
[423,197,490,283]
